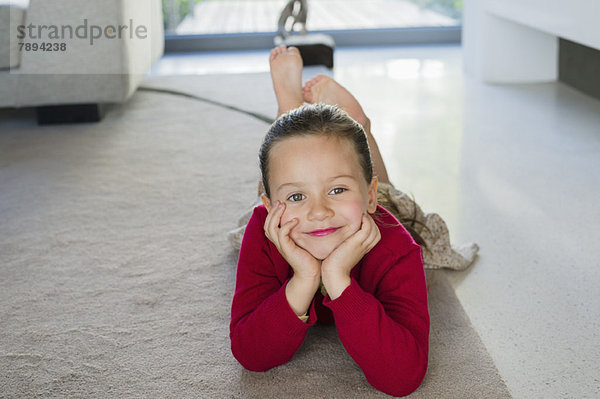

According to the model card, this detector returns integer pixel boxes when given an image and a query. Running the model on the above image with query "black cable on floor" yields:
[138,86,275,125]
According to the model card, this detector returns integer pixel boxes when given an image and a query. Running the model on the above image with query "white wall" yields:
[463,0,599,83]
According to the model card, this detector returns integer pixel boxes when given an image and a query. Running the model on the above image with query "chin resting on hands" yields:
[321,213,381,299]
[263,200,322,280]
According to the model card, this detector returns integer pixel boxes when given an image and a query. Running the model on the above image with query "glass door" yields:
[162,0,462,36]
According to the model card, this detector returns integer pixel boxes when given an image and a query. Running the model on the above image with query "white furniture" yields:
[0,0,164,122]
[462,0,600,83]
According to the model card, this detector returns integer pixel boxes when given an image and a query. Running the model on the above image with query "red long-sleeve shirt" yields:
[230,205,429,397]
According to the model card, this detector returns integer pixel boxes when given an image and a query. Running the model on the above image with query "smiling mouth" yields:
[307,227,340,237]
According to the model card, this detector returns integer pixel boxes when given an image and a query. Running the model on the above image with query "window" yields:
[163,0,462,51]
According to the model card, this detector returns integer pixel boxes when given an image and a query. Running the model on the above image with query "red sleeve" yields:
[229,206,318,371]
[322,245,429,397]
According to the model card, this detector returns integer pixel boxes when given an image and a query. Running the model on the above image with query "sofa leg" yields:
[36,103,105,125]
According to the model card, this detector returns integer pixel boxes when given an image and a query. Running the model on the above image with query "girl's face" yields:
[261,135,378,260]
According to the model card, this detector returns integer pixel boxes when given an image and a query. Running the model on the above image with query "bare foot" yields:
[303,75,369,128]
[269,45,304,117]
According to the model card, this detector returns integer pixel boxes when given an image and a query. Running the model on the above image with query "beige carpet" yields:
[0,73,511,398]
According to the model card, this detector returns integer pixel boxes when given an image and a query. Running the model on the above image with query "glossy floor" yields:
[151,45,600,398]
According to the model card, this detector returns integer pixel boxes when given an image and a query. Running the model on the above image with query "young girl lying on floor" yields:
[229,46,478,396]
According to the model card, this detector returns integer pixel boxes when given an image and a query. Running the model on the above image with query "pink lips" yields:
[308,227,340,237]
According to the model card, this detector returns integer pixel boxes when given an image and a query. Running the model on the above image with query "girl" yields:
[230,46,431,397]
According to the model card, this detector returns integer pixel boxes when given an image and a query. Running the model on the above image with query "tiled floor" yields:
[150,45,600,398]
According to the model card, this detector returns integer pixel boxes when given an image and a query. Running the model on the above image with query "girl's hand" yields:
[321,213,381,299]
[263,201,322,280]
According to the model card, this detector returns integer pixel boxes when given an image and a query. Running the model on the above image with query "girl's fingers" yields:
[264,201,283,244]
[263,201,299,256]
[267,201,284,229]
[277,217,298,251]
[360,214,380,251]
[263,211,276,241]
[279,217,298,238]
[263,201,275,230]
[356,214,373,241]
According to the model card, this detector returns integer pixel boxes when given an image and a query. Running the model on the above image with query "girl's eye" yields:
[288,193,306,202]
[330,187,346,195]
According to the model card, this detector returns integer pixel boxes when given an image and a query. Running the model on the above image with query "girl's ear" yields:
[261,194,272,213]
[367,177,378,214]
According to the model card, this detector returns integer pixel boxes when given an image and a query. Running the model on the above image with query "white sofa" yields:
[0,0,164,123]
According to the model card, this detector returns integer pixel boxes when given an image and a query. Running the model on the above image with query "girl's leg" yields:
[259,46,305,196]
[269,45,304,118]
[303,75,391,185]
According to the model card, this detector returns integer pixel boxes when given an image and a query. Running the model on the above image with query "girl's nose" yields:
[306,197,334,221]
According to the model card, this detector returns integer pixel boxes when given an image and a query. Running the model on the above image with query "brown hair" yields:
[258,103,428,248]
[259,103,372,198]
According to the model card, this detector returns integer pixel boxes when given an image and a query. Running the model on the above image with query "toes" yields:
[304,78,316,89]
[313,74,329,83]
[287,46,301,56]
[302,84,316,103]
[302,74,334,103]
[270,45,302,64]
[269,47,280,61]
[303,88,313,103]
[304,75,322,97]
[304,74,324,89]
[270,45,287,61]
